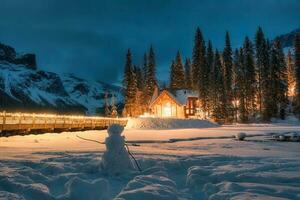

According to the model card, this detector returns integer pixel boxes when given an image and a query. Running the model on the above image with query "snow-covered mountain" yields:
[275,28,300,48]
[61,74,123,114]
[0,43,124,115]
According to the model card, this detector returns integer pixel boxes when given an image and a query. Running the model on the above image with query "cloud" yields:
[0,0,299,83]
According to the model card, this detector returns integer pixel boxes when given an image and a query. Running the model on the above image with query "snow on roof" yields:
[150,89,198,106]
[168,89,198,105]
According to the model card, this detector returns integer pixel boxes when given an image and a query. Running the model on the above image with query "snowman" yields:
[100,124,134,175]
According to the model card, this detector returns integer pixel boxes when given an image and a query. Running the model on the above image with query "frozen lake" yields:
[0,123,300,199]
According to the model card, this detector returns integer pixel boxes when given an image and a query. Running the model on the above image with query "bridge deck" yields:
[0,112,127,136]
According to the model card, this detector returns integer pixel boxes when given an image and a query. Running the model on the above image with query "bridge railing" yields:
[0,111,128,135]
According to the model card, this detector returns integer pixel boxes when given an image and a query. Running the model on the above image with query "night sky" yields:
[1,0,300,84]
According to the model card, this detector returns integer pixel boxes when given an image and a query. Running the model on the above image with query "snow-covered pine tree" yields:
[211,50,227,123]
[222,31,234,122]
[294,34,300,115]
[184,58,192,89]
[170,51,185,89]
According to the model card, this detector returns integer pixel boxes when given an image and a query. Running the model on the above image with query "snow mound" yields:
[115,175,182,200]
[271,115,300,125]
[236,132,247,140]
[0,191,25,200]
[186,156,300,199]
[58,177,109,200]
[126,118,219,130]
[272,131,300,142]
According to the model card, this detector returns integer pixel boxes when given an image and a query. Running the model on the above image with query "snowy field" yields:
[0,120,300,199]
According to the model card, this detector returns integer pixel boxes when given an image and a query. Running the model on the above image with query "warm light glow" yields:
[139,112,155,118]
[162,102,172,117]
[288,84,295,97]
[0,111,127,125]
[232,100,240,107]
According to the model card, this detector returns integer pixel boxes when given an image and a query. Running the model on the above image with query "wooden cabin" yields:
[149,89,201,118]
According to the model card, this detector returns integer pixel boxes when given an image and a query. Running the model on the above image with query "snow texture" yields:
[0,123,300,199]
[126,117,219,130]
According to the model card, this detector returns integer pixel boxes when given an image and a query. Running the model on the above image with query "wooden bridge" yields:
[0,111,128,137]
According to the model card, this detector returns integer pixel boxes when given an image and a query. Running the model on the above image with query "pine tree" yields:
[261,39,273,121]
[192,28,209,114]
[184,58,192,89]
[104,92,111,117]
[242,37,257,119]
[255,27,270,118]
[287,50,295,98]
[110,93,118,117]
[207,40,214,115]
[123,49,133,90]
[170,51,185,89]
[232,49,240,122]
[142,53,148,88]
[133,65,143,90]
[222,31,234,122]
[236,48,248,122]
[144,46,157,103]
[277,41,288,119]
[141,53,149,112]
[294,34,300,115]
[130,68,138,116]
[192,28,205,90]
[267,40,288,119]
[211,50,227,123]
[223,31,233,98]
[123,49,138,117]
[170,60,176,89]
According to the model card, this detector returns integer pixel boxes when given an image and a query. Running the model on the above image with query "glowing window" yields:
[163,102,172,117]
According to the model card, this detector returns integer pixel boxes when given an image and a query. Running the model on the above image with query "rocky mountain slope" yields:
[0,43,123,115]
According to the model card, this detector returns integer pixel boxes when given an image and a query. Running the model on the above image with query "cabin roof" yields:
[168,89,198,105]
[150,89,198,106]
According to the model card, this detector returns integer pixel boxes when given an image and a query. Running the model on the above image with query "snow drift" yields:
[125,117,219,130]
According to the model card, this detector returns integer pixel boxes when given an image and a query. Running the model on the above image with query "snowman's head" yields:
[107,124,124,136]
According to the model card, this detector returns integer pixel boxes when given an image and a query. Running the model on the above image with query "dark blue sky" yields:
[1,0,300,84]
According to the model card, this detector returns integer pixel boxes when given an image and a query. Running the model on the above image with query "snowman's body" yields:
[101,124,134,175]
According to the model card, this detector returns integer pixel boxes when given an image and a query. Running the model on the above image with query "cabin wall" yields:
[150,92,185,118]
